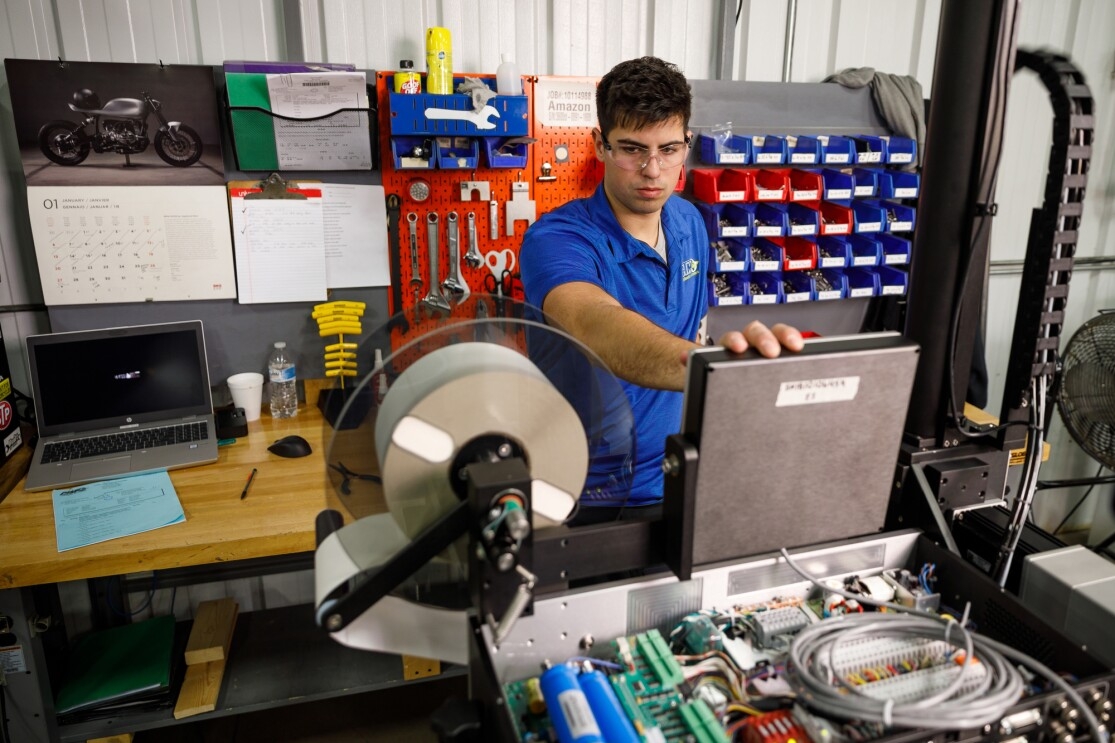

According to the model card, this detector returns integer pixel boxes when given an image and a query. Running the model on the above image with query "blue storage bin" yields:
[819,135,856,165]
[747,272,783,304]
[817,236,851,269]
[697,202,751,239]
[877,171,920,199]
[710,238,751,272]
[851,201,886,233]
[698,132,751,165]
[876,265,909,295]
[853,168,878,198]
[820,169,854,201]
[853,135,888,165]
[768,203,819,237]
[885,136,917,165]
[390,136,436,169]
[878,200,916,232]
[709,274,746,306]
[849,234,883,267]
[751,135,788,164]
[787,135,822,165]
[750,240,783,272]
[846,267,880,297]
[435,136,479,169]
[809,268,848,300]
[483,137,529,168]
[389,90,530,136]
[880,234,911,265]
[750,203,788,238]
[782,272,814,303]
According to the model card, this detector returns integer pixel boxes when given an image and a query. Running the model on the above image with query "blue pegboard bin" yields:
[787,135,822,165]
[849,234,883,267]
[709,238,752,272]
[885,136,917,165]
[782,271,815,303]
[751,240,784,272]
[877,200,916,232]
[483,137,530,168]
[853,168,879,198]
[698,202,752,240]
[877,170,920,199]
[747,273,783,304]
[880,234,912,265]
[876,265,909,295]
[749,203,789,238]
[751,135,788,165]
[820,169,854,200]
[812,268,848,300]
[819,135,856,165]
[435,136,480,169]
[851,201,886,233]
[390,136,437,169]
[389,91,529,136]
[698,132,752,165]
[853,135,888,165]
[817,236,851,269]
[846,267,881,297]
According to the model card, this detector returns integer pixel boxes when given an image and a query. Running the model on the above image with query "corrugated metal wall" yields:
[0,1,1112,616]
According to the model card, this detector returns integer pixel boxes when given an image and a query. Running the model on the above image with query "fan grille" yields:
[1057,313,1115,470]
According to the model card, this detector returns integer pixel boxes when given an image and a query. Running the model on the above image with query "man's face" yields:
[594,116,690,219]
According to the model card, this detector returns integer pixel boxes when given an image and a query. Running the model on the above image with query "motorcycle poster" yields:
[4,59,224,186]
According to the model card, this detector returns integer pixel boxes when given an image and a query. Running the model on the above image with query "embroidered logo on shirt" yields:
[682,258,700,281]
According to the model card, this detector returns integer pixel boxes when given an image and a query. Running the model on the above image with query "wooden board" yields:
[173,659,227,719]
[184,598,239,665]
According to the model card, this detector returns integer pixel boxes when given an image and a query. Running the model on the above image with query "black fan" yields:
[1057,311,1115,470]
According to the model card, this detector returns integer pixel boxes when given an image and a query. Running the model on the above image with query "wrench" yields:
[441,212,470,302]
[420,212,450,315]
[423,104,500,130]
[407,212,422,304]
[464,212,483,268]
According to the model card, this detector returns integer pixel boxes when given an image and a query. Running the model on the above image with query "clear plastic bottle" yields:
[496,54,522,96]
[268,341,298,419]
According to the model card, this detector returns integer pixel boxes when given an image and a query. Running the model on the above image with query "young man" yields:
[520,56,802,521]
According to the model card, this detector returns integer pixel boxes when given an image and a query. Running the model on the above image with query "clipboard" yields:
[228,174,328,303]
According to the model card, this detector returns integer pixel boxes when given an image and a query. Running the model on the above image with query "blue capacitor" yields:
[539,664,604,743]
[578,668,640,743]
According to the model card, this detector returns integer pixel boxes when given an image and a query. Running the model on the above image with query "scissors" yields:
[484,248,516,277]
[483,269,513,316]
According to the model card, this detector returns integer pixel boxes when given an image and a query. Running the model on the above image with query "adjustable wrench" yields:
[423,104,500,130]
[441,212,470,302]
[464,212,483,268]
[420,212,450,314]
[407,212,422,304]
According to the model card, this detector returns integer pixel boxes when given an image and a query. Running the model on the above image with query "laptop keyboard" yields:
[41,422,210,463]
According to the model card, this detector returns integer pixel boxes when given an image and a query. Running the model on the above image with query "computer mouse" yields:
[268,435,313,458]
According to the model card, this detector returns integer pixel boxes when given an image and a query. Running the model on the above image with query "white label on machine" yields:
[776,376,860,406]
[1,645,27,673]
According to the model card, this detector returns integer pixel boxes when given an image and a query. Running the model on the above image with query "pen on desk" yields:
[240,468,257,500]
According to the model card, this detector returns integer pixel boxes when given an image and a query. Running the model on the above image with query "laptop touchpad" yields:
[72,456,132,481]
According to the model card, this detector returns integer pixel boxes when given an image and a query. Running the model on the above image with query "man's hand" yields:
[716,321,804,358]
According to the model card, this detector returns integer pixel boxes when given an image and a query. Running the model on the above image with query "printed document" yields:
[52,471,186,552]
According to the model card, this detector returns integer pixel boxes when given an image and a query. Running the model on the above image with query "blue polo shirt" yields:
[520,185,708,506]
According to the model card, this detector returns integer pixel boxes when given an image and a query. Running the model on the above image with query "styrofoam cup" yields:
[227,372,264,422]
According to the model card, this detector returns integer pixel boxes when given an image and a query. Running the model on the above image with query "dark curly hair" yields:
[596,56,692,137]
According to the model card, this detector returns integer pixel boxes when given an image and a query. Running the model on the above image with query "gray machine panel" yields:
[684,333,919,567]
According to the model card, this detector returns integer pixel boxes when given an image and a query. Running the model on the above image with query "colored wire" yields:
[780,547,1108,743]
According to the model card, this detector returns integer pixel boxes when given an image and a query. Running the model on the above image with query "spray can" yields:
[425,26,453,94]
[394,59,421,94]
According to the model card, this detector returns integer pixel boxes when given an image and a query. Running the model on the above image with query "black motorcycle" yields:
[38,89,203,167]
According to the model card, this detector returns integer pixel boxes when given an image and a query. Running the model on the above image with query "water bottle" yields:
[268,341,298,419]
[496,54,522,96]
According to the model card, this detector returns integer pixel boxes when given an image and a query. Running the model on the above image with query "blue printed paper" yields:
[52,471,186,552]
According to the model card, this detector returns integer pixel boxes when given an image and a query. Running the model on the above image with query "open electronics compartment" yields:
[471,530,1113,743]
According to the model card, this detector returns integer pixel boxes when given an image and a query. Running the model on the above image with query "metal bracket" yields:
[505,181,536,237]
[460,180,491,201]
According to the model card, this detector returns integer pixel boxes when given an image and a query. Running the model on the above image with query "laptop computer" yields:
[24,320,219,492]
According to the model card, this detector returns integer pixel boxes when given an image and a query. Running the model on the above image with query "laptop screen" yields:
[27,321,214,437]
